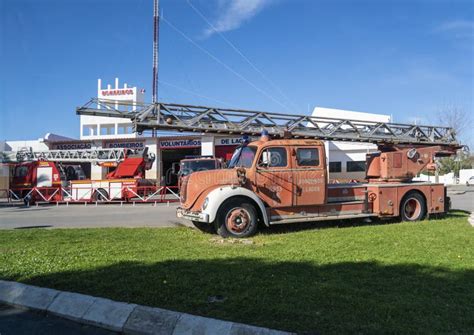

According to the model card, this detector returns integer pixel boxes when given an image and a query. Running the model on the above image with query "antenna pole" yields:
[151,0,160,137]
[152,0,159,104]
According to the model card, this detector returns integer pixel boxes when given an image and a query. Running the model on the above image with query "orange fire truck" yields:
[77,100,461,237]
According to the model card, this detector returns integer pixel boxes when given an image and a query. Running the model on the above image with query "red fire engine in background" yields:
[1,147,155,203]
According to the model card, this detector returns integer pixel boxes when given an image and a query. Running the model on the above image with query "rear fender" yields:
[203,186,269,226]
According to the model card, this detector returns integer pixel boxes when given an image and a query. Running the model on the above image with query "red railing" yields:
[0,185,180,204]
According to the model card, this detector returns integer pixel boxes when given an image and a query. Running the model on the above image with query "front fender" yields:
[203,186,269,226]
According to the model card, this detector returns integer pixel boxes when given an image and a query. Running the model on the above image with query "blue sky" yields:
[1,0,473,144]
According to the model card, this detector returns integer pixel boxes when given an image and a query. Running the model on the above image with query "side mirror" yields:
[258,151,270,169]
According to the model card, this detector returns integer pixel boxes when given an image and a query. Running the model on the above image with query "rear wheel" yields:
[216,199,258,238]
[93,188,109,202]
[400,192,426,221]
[192,221,216,234]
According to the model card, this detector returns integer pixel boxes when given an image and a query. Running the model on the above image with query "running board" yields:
[326,199,365,204]
[269,213,377,225]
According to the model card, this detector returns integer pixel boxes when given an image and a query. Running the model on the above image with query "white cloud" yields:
[203,0,272,38]
[434,19,474,39]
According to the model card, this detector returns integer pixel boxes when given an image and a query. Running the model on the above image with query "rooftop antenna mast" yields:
[151,0,160,136]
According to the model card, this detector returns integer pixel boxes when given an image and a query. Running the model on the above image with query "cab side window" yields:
[296,148,320,166]
[15,166,28,177]
[258,147,287,168]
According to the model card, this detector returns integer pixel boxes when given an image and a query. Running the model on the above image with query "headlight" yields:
[202,197,209,210]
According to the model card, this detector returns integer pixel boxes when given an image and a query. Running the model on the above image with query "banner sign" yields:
[100,89,134,97]
[160,139,201,149]
[104,141,145,149]
[215,137,257,146]
[51,142,92,150]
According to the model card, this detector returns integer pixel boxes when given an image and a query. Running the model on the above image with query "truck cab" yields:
[11,161,62,202]
[178,134,451,238]
[178,136,331,237]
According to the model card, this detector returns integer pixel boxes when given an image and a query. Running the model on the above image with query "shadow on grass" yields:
[13,225,53,229]
[6,259,474,334]
[259,217,396,235]
[258,210,468,236]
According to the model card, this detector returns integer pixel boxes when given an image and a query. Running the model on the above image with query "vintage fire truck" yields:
[173,156,225,190]
[2,147,155,203]
[77,99,461,237]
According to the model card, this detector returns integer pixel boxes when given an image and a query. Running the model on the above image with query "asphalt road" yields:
[449,192,474,212]
[0,304,117,335]
[0,202,191,229]
[0,189,471,230]
[447,185,474,212]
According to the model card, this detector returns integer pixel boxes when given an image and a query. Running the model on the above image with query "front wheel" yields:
[400,192,426,221]
[216,199,258,238]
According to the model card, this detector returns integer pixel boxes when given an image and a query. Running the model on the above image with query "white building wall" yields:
[201,136,215,156]
[311,107,391,181]
[6,139,49,151]
[80,78,145,140]
[0,141,9,190]
[144,138,159,181]
[459,169,474,184]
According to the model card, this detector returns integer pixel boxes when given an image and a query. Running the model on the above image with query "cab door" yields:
[254,146,293,208]
[292,146,326,206]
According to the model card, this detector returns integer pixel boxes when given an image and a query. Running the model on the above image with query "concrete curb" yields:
[468,212,474,228]
[0,280,294,335]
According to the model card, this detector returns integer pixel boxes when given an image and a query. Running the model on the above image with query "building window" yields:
[296,148,319,166]
[100,124,115,136]
[118,124,131,135]
[347,161,366,172]
[82,125,97,136]
[329,161,342,172]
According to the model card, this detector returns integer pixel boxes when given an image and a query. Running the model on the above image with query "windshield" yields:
[228,146,257,168]
[180,160,217,176]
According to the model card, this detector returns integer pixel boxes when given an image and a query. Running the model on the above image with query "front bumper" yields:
[176,207,210,223]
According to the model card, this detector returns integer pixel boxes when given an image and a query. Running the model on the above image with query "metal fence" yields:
[0,186,180,205]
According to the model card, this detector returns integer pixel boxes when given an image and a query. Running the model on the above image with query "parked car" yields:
[466,176,474,186]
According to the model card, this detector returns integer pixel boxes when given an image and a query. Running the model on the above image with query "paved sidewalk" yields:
[0,281,293,335]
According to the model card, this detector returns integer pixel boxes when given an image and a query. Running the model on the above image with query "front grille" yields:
[180,178,188,203]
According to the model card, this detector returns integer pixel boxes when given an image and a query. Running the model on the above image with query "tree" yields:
[434,105,473,176]
[436,104,472,147]
[438,154,472,176]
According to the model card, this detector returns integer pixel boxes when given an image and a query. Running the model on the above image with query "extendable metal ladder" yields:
[76,98,458,146]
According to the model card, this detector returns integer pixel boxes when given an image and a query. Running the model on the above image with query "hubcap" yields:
[226,207,251,233]
[404,198,421,220]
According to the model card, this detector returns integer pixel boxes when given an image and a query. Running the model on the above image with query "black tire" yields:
[400,192,426,221]
[21,189,36,205]
[93,188,109,202]
[216,198,258,238]
[192,221,216,234]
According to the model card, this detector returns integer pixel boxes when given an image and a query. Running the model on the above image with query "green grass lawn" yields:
[1,212,473,334]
